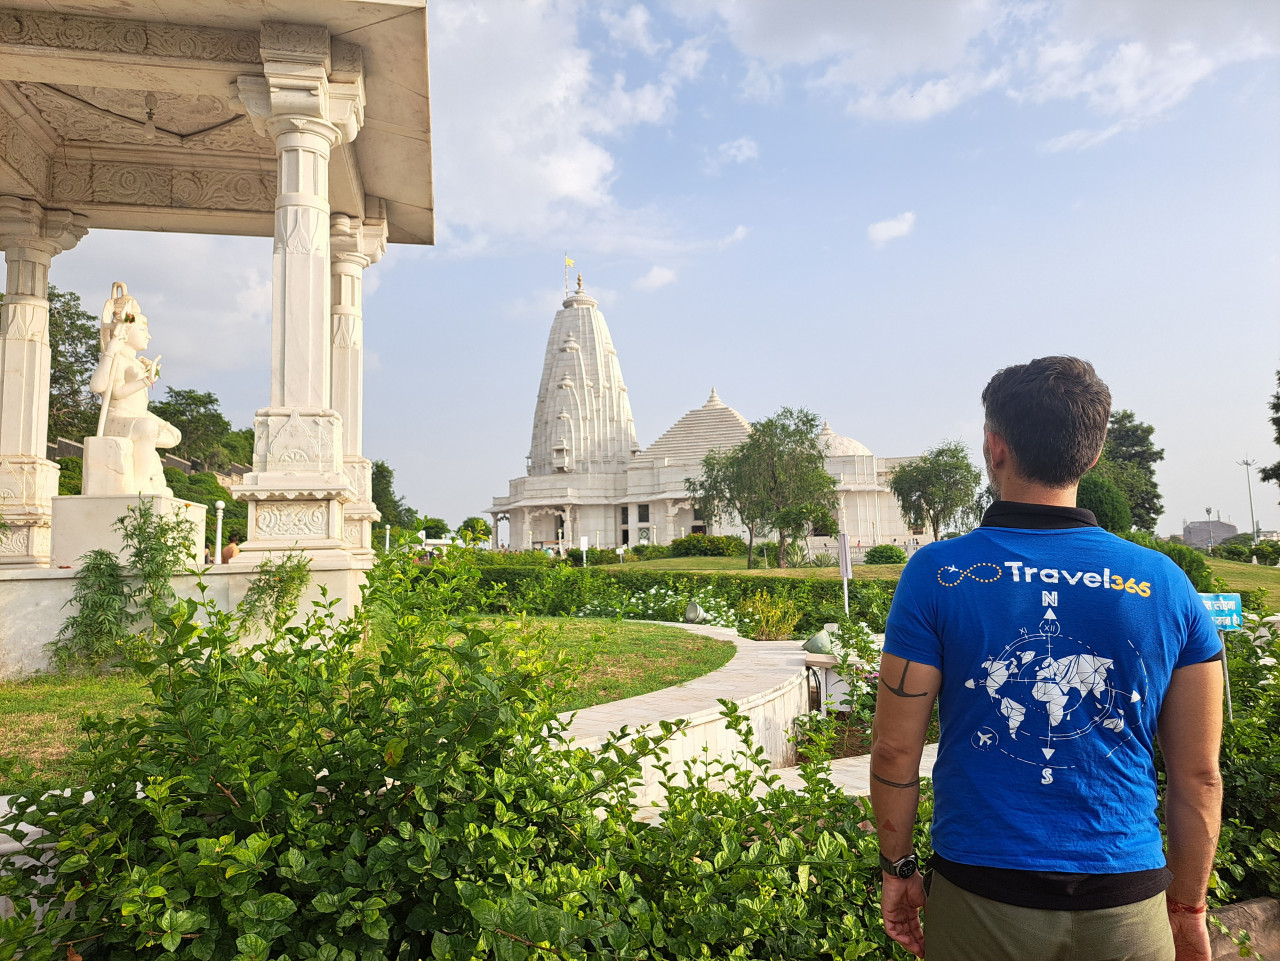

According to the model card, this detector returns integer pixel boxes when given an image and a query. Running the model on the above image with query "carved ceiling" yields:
[8,80,271,154]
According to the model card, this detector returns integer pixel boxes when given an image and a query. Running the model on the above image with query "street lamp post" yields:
[213,500,225,565]
[1205,507,1214,552]
[1239,458,1258,545]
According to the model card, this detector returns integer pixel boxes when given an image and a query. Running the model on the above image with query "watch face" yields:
[895,857,917,879]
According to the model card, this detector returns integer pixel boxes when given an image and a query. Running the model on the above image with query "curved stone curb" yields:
[559,623,810,806]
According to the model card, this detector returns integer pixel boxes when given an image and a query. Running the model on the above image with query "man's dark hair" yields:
[982,356,1111,487]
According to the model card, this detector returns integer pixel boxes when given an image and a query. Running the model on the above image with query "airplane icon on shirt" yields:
[977,732,994,746]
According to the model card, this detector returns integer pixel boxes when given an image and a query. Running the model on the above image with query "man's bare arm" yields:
[871,653,941,959]
[1158,660,1224,961]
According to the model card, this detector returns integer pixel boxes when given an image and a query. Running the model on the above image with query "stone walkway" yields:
[562,624,808,748]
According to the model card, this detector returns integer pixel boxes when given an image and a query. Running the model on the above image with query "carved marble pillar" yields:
[330,203,386,559]
[231,23,367,562]
[0,197,88,566]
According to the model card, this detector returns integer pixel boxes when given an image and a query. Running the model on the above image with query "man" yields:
[871,356,1223,961]
[221,532,242,564]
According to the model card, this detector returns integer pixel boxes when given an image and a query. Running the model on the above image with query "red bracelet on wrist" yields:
[1166,896,1207,915]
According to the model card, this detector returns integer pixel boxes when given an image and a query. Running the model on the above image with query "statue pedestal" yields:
[51,495,206,569]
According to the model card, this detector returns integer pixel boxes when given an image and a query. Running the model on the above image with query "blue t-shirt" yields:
[884,525,1221,874]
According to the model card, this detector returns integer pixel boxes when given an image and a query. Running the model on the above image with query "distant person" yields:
[221,532,242,564]
[203,544,213,565]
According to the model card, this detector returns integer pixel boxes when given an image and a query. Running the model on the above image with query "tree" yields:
[1077,472,1132,533]
[371,459,420,531]
[738,407,837,568]
[420,517,450,539]
[888,441,983,542]
[686,446,772,568]
[1091,410,1163,531]
[45,284,101,443]
[150,388,239,467]
[1261,370,1280,494]
[457,516,492,542]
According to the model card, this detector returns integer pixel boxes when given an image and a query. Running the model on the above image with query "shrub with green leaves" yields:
[668,533,748,557]
[1206,612,1280,906]
[1,540,931,959]
[864,544,908,565]
[51,497,195,671]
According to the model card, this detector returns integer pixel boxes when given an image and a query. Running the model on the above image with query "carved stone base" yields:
[51,494,206,569]
[250,406,346,475]
[0,456,59,566]
[340,456,378,560]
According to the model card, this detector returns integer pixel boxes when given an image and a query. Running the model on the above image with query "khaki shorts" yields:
[923,871,1176,961]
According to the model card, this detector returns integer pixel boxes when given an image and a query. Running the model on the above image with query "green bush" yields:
[668,533,748,557]
[627,542,669,560]
[56,455,82,496]
[1077,472,1132,533]
[1211,542,1251,562]
[1123,530,1213,592]
[566,546,620,567]
[864,544,908,565]
[1,540,930,959]
[1203,613,1280,905]
[476,564,896,634]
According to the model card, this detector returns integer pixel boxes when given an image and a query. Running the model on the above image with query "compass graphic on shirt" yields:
[964,599,1148,782]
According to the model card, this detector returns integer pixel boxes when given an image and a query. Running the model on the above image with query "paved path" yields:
[561,623,808,748]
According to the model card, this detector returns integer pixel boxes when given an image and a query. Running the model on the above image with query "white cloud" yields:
[427,0,711,254]
[701,136,759,174]
[602,4,666,57]
[868,211,916,247]
[678,0,1279,134]
[717,224,750,249]
[740,60,784,103]
[634,265,678,290]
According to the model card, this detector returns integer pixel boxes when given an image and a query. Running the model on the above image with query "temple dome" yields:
[819,421,873,458]
[637,389,750,464]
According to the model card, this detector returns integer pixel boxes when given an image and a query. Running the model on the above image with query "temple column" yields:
[231,23,366,562]
[0,197,88,567]
[330,201,387,561]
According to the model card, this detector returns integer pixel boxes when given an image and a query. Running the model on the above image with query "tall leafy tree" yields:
[1260,370,1280,497]
[1077,472,1133,533]
[739,407,837,568]
[457,516,491,542]
[45,284,101,443]
[149,388,240,468]
[371,459,421,531]
[888,441,983,542]
[1090,409,1163,531]
[686,446,772,568]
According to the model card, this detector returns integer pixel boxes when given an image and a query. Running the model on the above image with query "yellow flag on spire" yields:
[565,256,575,267]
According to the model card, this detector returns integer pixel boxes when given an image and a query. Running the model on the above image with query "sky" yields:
[52,0,1280,538]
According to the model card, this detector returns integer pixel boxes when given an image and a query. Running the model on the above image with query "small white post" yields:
[385,523,391,552]
[580,534,590,568]
[214,500,225,565]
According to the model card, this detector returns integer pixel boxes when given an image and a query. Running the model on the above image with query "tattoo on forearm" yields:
[872,772,921,789]
[881,662,929,698]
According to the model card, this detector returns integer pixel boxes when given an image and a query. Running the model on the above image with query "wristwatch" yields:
[879,851,919,879]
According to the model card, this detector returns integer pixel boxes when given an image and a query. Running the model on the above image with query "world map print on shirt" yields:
[965,600,1148,783]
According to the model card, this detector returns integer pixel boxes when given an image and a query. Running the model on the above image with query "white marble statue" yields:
[86,282,181,496]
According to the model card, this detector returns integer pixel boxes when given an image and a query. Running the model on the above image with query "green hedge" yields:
[475,564,896,634]
[669,534,748,557]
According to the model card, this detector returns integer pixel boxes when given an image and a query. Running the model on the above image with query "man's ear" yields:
[985,429,1010,469]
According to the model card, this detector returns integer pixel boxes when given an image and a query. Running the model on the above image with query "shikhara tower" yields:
[526,275,638,476]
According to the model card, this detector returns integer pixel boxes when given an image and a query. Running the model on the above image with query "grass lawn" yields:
[620,556,905,581]
[0,617,734,796]
[1206,558,1280,611]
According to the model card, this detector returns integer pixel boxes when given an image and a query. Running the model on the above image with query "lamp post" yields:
[213,500,225,565]
[1205,507,1214,551]
[1239,458,1258,545]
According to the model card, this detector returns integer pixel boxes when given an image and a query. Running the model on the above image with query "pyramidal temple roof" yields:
[527,276,638,475]
[637,389,751,464]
